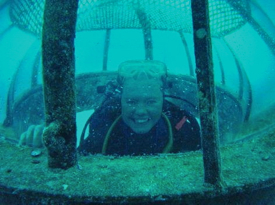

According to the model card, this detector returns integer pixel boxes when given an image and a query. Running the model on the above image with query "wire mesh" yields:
[10,0,248,37]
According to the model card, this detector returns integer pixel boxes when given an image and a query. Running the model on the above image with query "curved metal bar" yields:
[102,29,111,71]
[3,39,40,127]
[0,25,14,41]
[222,39,244,100]
[233,55,244,100]
[179,30,195,76]
[213,42,225,85]
[31,51,41,87]
[222,38,252,121]
[250,0,275,29]
[226,0,275,56]
[243,70,253,121]
[0,0,9,11]
[135,7,153,60]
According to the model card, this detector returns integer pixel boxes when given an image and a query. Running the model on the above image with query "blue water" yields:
[0,0,275,204]
[0,0,274,136]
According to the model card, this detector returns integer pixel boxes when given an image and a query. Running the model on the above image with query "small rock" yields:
[262,155,270,161]
[62,184,68,190]
[76,163,82,170]
[31,149,42,157]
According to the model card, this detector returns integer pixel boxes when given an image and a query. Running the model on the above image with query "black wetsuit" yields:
[78,98,201,156]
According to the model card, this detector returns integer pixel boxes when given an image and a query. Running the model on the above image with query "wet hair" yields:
[117,60,167,87]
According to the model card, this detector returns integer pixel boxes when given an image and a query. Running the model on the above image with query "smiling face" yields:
[121,78,163,134]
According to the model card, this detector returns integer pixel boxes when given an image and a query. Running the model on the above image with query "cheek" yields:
[149,103,163,117]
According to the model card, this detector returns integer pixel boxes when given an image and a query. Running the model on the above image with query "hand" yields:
[19,125,44,148]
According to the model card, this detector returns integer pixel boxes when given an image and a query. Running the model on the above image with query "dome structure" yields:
[2,0,271,142]
[0,0,274,204]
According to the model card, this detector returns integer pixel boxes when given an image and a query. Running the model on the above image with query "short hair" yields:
[117,60,167,86]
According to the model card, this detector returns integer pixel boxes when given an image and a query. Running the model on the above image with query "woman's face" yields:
[121,78,163,134]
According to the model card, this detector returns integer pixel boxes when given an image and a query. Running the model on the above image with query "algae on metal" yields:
[0,123,274,204]
[42,0,79,169]
[191,0,221,186]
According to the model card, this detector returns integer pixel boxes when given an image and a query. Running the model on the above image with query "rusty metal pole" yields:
[191,0,223,186]
[42,0,79,169]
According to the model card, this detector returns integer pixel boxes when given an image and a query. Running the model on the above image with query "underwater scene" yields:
[0,0,274,204]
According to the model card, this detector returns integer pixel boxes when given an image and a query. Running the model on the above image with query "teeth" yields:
[135,119,148,123]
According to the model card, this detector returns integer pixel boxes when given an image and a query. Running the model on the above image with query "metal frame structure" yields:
[0,0,274,203]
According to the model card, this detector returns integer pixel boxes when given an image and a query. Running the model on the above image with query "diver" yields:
[19,60,201,156]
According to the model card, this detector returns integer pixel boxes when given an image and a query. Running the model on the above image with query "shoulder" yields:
[90,96,121,124]
[163,100,201,152]
[163,100,194,120]
[88,96,122,137]
[78,97,121,155]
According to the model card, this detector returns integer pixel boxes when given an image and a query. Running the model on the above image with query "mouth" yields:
[133,118,150,124]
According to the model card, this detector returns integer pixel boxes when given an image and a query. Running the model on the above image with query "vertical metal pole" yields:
[42,0,79,169]
[191,0,223,186]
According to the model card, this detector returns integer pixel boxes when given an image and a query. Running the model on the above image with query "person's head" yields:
[118,60,167,134]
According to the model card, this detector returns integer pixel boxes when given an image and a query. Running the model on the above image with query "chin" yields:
[131,127,151,134]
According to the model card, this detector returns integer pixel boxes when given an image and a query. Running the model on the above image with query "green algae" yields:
[0,125,274,204]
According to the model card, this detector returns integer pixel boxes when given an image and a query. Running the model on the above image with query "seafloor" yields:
[0,123,275,204]
[0,103,275,204]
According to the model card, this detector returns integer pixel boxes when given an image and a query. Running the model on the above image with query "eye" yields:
[147,99,157,105]
[126,99,136,106]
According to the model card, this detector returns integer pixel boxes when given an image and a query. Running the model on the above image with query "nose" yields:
[134,104,147,115]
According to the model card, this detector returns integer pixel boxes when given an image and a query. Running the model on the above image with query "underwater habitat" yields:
[0,0,275,204]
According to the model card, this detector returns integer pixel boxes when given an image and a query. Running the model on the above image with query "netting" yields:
[10,0,249,37]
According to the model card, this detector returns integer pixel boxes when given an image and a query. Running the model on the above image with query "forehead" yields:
[122,78,163,97]
[123,78,163,90]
